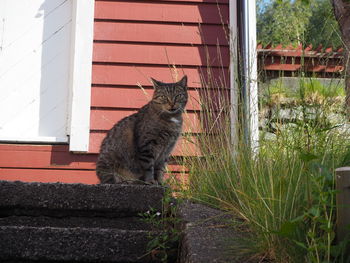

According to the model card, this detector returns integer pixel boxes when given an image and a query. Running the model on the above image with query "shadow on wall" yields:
[37,0,71,140]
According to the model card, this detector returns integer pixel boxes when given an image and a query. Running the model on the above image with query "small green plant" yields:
[139,188,181,263]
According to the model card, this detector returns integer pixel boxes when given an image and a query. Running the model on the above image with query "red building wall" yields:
[0,0,229,184]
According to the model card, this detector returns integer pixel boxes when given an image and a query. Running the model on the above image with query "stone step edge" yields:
[0,180,164,217]
[0,215,156,231]
[178,201,249,263]
[0,225,158,262]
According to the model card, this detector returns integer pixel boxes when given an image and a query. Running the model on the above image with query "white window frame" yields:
[68,0,94,152]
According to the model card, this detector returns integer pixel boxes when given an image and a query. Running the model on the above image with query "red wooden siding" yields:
[0,0,230,184]
[0,144,183,183]
[90,110,202,133]
[88,133,200,156]
[94,1,229,24]
[93,43,229,66]
[94,22,227,45]
[92,65,229,88]
[0,144,97,184]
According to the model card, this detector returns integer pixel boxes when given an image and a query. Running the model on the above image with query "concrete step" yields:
[0,180,164,217]
[0,180,165,262]
[0,225,155,262]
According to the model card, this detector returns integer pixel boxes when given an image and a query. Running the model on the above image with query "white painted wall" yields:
[0,0,94,151]
[0,0,72,142]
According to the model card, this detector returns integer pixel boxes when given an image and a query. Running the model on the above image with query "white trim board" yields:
[229,0,239,148]
[243,0,259,152]
[229,0,258,152]
[68,0,94,152]
[0,136,68,144]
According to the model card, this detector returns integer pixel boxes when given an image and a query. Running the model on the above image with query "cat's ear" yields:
[151,78,162,89]
[178,75,188,89]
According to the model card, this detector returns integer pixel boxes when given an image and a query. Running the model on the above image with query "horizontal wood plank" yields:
[158,0,227,2]
[90,109,202,133]
[0,167,188,185]
[0,144,189,176]
[91,87,202,111]
[263,63,344,73]
[92,65,229,88]
[153,0,227,2]
[93,43,229,67]
[0,168,98,184]
[89,132,200,156]
[305,65,344,73]
[263,64,302,71]
[96,0,228,3]
[166,175,189,186]
[90,109,136,130]
[94,22,228,46]
[95,1,229,24]
[166,164,189,173]
[0,144,68,152]
[0,145,97,170]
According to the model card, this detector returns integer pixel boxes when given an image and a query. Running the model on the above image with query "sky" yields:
[257,0,272,13]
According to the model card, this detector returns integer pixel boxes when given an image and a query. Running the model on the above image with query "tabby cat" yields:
[96,76,188,184]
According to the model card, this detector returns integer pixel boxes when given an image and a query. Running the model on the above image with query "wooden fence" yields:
[258,44,344,79]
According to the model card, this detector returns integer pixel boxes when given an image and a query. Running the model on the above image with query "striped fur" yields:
[96,76,188,184]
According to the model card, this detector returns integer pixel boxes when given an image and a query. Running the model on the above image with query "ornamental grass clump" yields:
[184,75,350,262]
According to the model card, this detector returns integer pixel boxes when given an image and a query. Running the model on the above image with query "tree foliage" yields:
[257,0,342,48]
[305,0,343,47]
